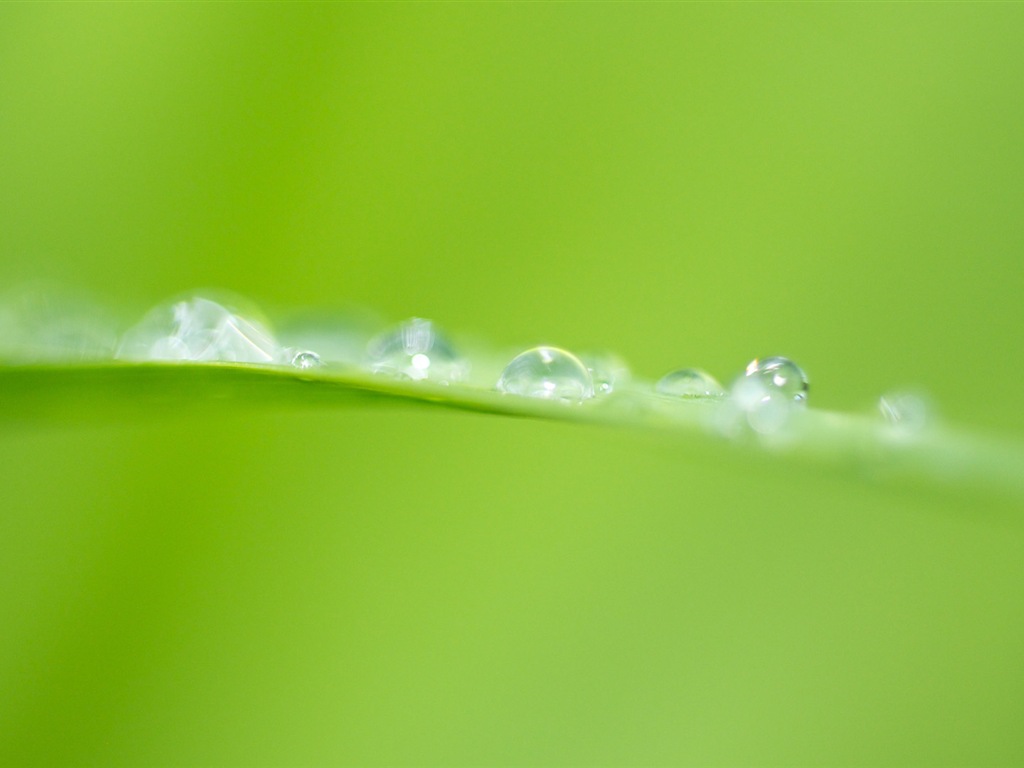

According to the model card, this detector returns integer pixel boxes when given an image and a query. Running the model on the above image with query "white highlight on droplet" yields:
[496,346,594,404]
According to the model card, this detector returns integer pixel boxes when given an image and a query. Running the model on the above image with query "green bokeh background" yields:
[1,4,1022,765]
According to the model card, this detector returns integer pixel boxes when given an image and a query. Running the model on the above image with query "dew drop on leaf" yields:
[117,294,282,364]
[744,356,809,404]
[496,346,595,404]
[290,350,323,370]
[655,368,725,399]
[366,317,468,384]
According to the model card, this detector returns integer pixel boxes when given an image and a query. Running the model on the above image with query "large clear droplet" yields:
[366,317,468,384]
[656,368,725,399]
[744,356,809,404]
[117,293,282,364]
[496,346,594,404]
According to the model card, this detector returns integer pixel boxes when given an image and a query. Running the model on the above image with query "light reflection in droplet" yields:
[366,317,467,384]
[290,350,323,370]
[117,293,281,364]
[745,356,809,404]
[496,346,594,404]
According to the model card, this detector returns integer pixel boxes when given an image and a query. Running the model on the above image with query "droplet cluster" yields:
[1,286,930,441]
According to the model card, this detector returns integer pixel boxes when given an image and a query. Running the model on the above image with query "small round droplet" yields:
[117,293,281,364]
[656,368,725,399]
[496,346,594,404]
[366,317,468,384]
[291,350,323,370]
[745,356,809,404]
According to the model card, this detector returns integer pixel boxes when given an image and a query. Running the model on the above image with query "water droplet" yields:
[366,317,468,383]
[744,356,808,404]
[290,350,323,370]
[656,368,725,399]
[879,391,930,432]
[496,346,594,404]
[117,293,281,364]
[581,352,631,395]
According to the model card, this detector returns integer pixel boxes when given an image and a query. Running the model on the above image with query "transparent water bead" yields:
[581,352,631,396]
[656,368,725,399]
[117,294,281,364]
[366,317,468,384]
[744,356,809,404]
[290,350,323,370]
[496,346,595,404]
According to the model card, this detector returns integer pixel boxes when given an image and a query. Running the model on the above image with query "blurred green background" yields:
[1,4,1022,765]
